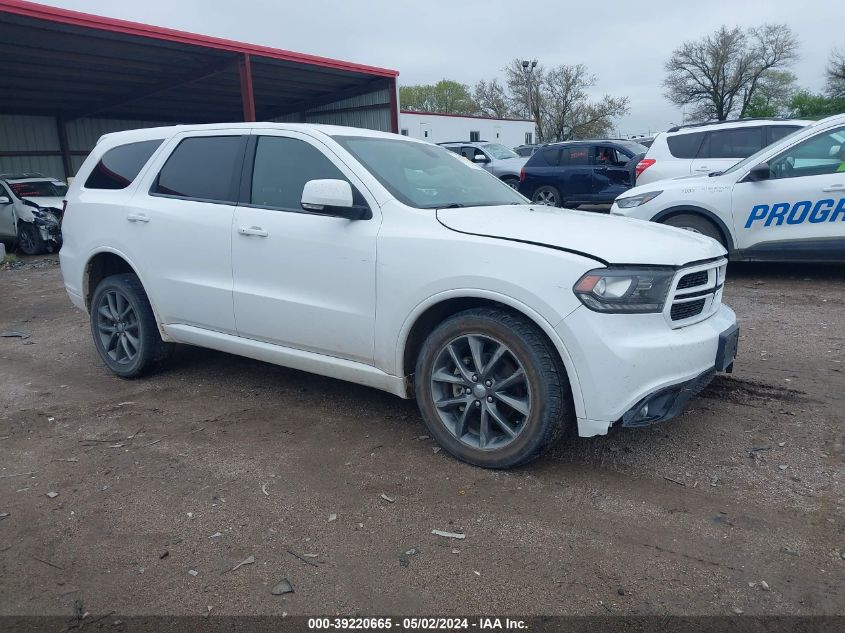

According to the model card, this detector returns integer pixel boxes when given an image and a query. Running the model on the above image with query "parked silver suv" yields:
[439,141,528,188]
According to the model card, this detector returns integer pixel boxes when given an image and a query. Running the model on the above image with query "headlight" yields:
[615,190,663,208]
[573,267,674,313]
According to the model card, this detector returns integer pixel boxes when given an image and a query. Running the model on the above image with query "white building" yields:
[399,110,536,148]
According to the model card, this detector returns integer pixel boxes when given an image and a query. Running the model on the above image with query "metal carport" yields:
[0,0,399,179]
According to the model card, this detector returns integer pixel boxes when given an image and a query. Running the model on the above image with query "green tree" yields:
[399,80,477,115]
[743,70,797,118]
[788,90,845,118]
[664,24,798,121]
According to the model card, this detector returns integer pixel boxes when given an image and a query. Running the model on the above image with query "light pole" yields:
[521,59,538,142]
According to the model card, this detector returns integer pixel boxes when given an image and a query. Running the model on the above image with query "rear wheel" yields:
[90,273,172,378]
[17,223,45,255]
[501,176,519,190]
[532,186,561,207]
[662,213,726,248]
[415,308,572,469]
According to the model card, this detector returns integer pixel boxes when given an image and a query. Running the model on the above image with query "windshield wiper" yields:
[439,203,465,208]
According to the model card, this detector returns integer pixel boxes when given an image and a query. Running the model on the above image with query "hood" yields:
[24,195,64,210]
[436,204,726,267]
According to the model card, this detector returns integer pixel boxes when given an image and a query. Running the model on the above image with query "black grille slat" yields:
[671,298,706,321]
[677,270,708,289]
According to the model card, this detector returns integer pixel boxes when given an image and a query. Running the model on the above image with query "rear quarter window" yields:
[151,136,245,203]
[84,140,163,190]
[666,132,705,159]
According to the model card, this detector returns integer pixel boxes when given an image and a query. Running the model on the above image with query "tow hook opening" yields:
[620,369,716,428]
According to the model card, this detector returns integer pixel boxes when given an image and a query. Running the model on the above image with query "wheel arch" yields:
[396,291,586,420]
[651,205,735,253]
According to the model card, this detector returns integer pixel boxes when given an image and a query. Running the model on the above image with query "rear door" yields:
[231,131,379,364]
[731,124,845,259]
[691,127,764,175]
[556,145,593,203]
[130,131,246,333]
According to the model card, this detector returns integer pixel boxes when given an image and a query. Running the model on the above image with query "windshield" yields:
[720,124,816,176]
[482,143,519,160]
[8,180,68,197]
[332,136,527,209]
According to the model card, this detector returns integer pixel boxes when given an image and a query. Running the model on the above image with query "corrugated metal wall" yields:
[0,114,63,177]
[1,86,392,179]
[0,114,170,178]
[271,87,392,131]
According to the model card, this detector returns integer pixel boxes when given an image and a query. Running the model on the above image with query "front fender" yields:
[394,288,587,420]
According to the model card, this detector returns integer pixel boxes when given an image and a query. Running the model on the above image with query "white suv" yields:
[636,119,811,186]
[612,113,845,262]
[60,123,738,468]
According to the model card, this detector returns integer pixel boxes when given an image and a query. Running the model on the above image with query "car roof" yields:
[94,122,416,149]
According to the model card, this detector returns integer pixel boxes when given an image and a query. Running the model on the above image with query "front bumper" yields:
[556,303,737,436]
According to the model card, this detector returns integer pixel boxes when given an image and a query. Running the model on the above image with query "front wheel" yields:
[662,214,726,248]
[90,273,172,378]
[17,223,46,255]
[415,308,572,469]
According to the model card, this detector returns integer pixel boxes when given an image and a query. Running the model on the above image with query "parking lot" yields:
[0,254,842,617]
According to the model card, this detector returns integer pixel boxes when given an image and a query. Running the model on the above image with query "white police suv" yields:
[611,113,845,262]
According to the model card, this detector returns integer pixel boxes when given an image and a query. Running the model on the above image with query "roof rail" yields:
[436,141,489,145]
[666,117,792,133]
[0,172,46,180]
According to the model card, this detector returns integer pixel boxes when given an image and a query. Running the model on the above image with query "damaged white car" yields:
[0,173,67,255]
[60,124,738,469]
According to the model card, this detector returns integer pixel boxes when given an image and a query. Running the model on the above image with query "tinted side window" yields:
[704,128,763,159]
[666,132,705,159]
[152,136,245,202]
[250,136,348,210]
[560,147,590,166]
[85,140,163,190]
[768,125,801,145]
[540,149,561,166]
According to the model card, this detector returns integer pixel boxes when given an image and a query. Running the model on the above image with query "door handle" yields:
[126,213,150,223]
[822,184,845,192]
[238,226,269,237]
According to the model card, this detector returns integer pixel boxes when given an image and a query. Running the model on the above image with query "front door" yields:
[731,124,845,259]
[592,146,634,203]
[231,132,380,364]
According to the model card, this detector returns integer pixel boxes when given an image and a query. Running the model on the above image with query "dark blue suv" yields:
[518,140,647,207]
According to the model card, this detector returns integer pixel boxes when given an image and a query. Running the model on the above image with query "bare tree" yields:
[664,24,798,121]
[472,79,511,118]
[502,60,627,142]
[828,49,845,98]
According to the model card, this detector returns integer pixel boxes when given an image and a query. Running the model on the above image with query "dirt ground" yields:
[0,254,842,618]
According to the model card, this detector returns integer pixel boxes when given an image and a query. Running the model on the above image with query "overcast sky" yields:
[42,0,841,135]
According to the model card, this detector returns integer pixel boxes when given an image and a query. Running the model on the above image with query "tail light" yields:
[635,159,655,178]
[519,167,526,183]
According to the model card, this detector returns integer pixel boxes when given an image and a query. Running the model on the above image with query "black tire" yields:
[662,213,726,248]
[501,176,519,190]
[89,273,172,378]
[415,308,573,469]
[17,223,46,255]
[532,185,561,207]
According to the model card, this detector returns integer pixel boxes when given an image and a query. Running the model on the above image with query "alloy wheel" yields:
[534,190,557,206]
[429,334,532,450]
[95,290,140,365]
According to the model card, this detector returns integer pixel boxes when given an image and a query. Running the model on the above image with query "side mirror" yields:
[747,162,771,182]
[301,179,371,220]
[473,153,489,164]
[0,195,11,205]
